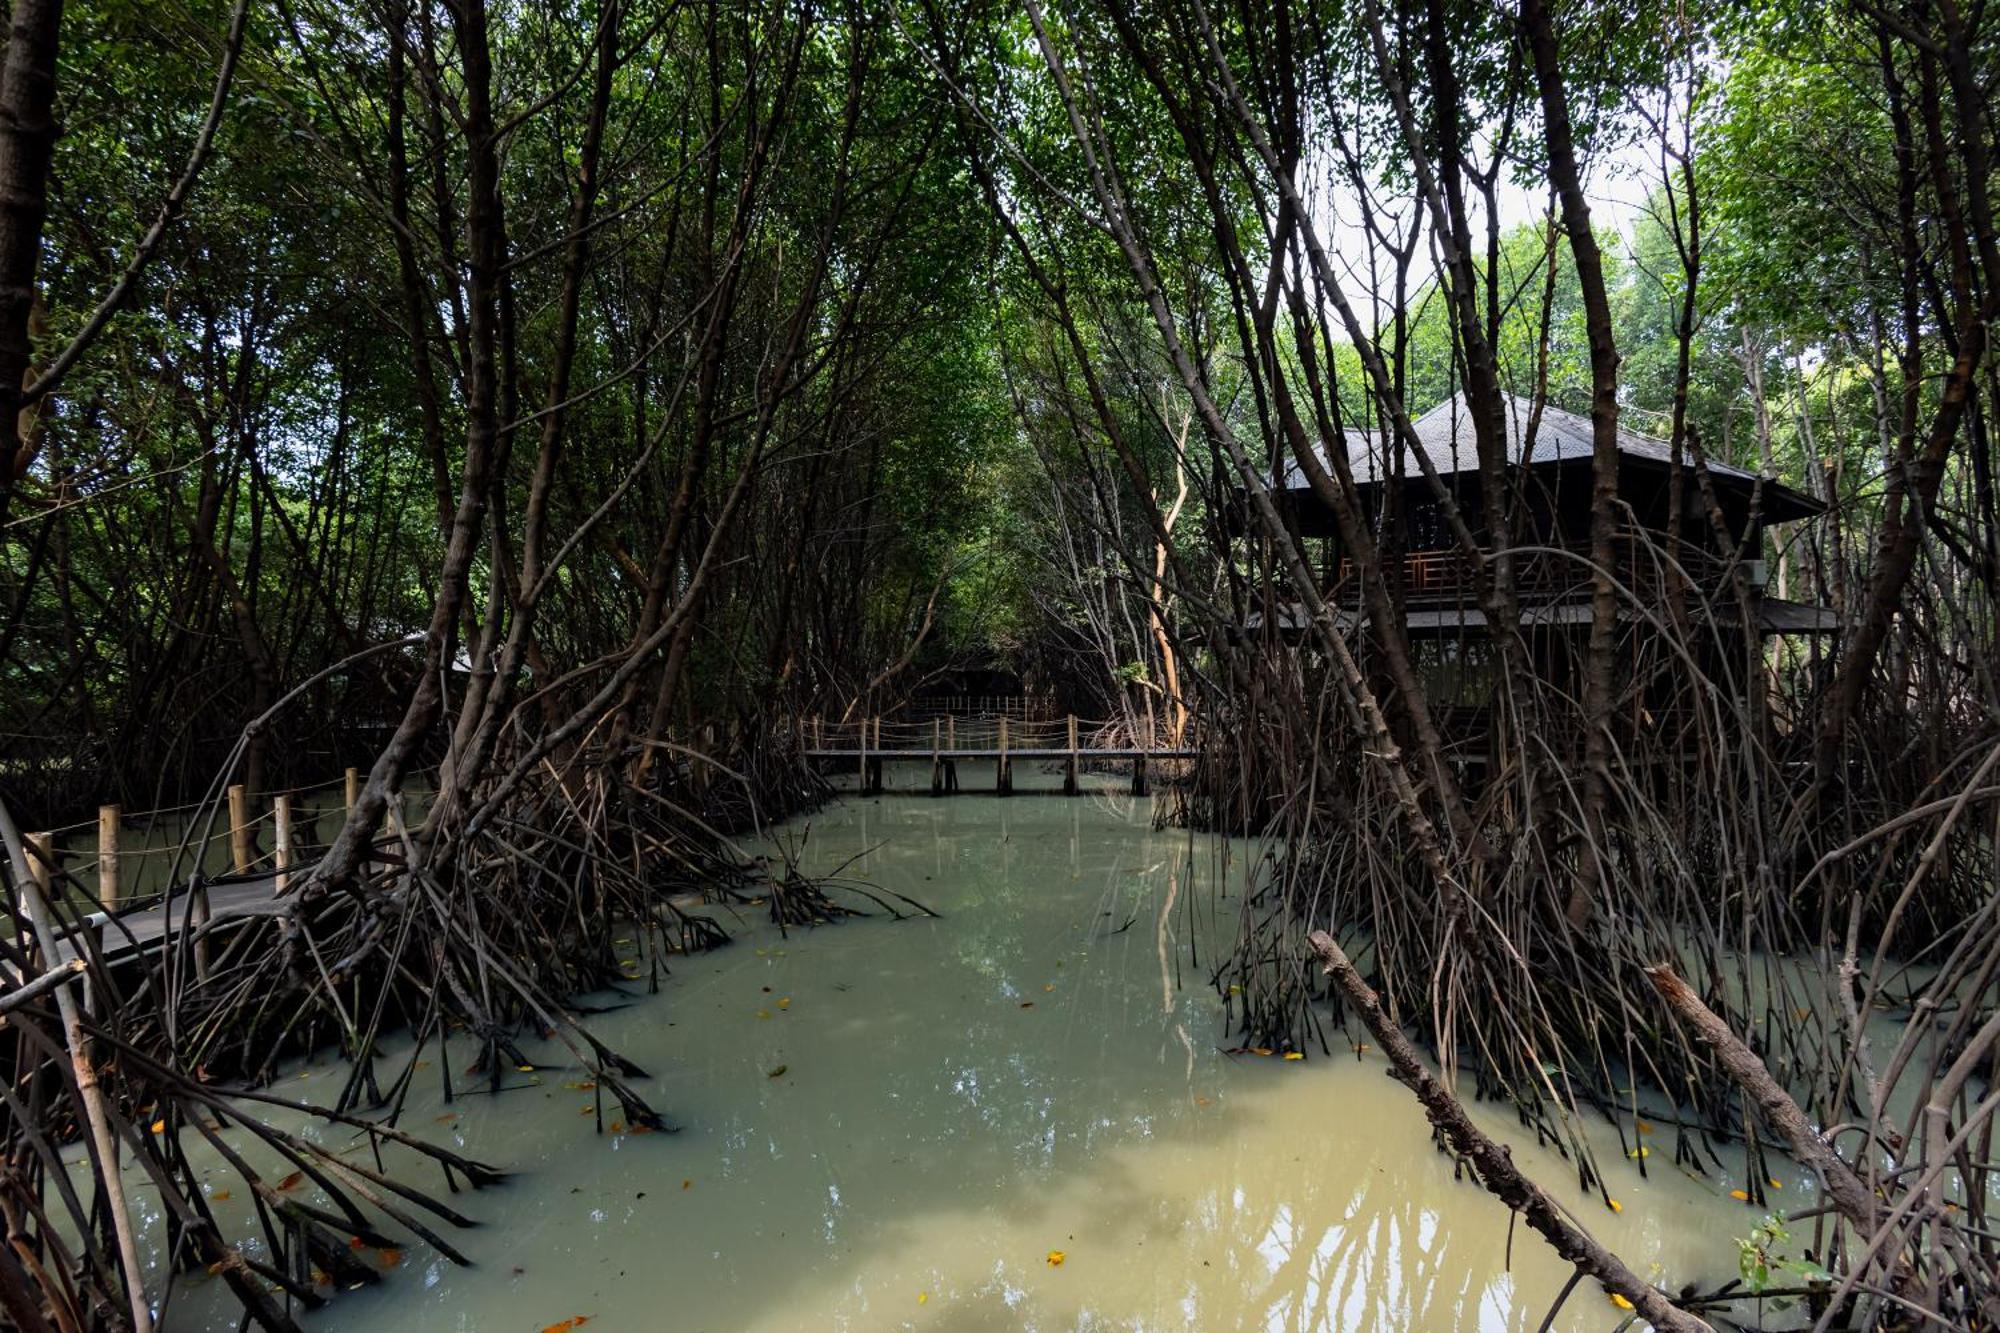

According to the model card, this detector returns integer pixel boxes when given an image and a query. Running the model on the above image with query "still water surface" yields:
[166,772,1782,1330]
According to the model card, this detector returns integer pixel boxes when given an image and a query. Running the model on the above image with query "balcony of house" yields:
[1335,533,1756,613]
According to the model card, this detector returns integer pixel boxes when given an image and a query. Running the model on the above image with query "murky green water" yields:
[159,769,1793,1331]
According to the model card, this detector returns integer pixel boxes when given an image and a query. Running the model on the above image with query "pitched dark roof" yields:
[1273,393,1823,522]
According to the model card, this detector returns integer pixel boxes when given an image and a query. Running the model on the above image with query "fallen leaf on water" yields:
[310,1267,331,1286]
[1767,1178,1782,1190]
[768,1065,788,1078]
[564,1081,597,1091]
[681,1179,692,1190]
[1043,984,1055,993]
[1730,1189,1751,1201]
[579,1106,595,1116]
[378,1248,401,1269]
[918,1292,928,1305]
[1046,1250,1065,1267]
[516,1064,536,1073]
[414,1060,431,1070]
[212,1190,231,1202]
[1195,1096,1212,1107]
[608,1120,625,1133]
[1607,1198,1623,1213]
[349,1237,367,1250]
[1019,1002,1035,1009]
[1626,1147,1650,1159]
[276,1171,304,1192]
[1249,1047,1274,1057]
[541,1318,592,1333]
[777,997,791,1010]
[1637,1120,1654,1134]
[1282,1052,1304,1062]
[1609,1292,1634,1311]
[150,1120,166,1134]
[754,1009,772,1020]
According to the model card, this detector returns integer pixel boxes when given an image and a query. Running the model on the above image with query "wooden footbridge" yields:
[803,715,1198,796]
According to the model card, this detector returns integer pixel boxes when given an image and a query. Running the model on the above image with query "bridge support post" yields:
[1064,714,1079,796]
[997,716,1012,796]
[930,720,943,797]
[1130,754,1148,797]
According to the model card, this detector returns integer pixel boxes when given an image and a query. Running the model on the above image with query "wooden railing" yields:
[1340,536,1738,609]
[14,769,432,916]
[900,694,1059,723]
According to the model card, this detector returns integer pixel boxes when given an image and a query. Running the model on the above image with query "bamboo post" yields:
[859,715,870,792]
[998,716,1011,795]
[343,766,360,812]
[1065,714,1079,796]
[226,784,252,874]
[272,795,294,896]
[96,805,121,908]
[931,719,943,797]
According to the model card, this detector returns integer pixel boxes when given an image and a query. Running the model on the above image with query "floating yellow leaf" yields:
[682,1178,692,1190]
[1626,1147,1650,1159]
[918,1292,928,1305]
[1767,1178,1782,1190]
[1249,1047,1274,1057]
[516,1065,535,1073]
[1637,1120,1654,1134]
[1730,1189,1751,1201]
[579,1106,594,1116]
[542,1319,592,1333]
[1282,1052,1304,1062]
[1195,1096,1213,1107]
[275,1171,305,1192]
[1608,1198,1623,1213]
[754,1009,772,1020]
[1043,984,1055,992]
[777,997,791,1009]
[1046,1250,1066,1267]
[767,1065,788,1078]
[1609,1292,1634,1311]
[212,1190,231,1202]
[434,1112,458,1124]
[310,1266,331,1286]
[564,1080,597,1091]
[150,1119,166,1134]
[379,1248,401,1269]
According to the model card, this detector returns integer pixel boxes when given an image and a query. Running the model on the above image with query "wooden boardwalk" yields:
[804,714,1196,795]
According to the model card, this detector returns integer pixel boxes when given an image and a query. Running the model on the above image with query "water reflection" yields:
[163,779,1761,1331]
